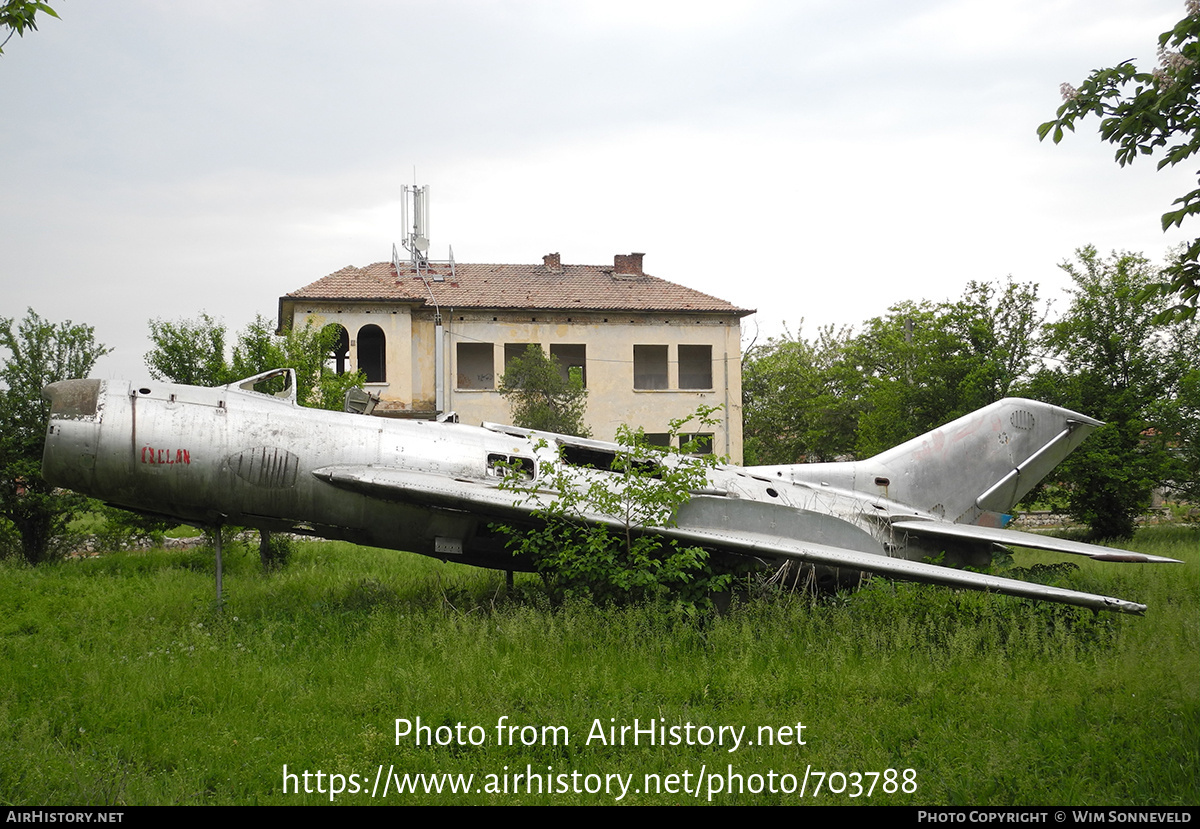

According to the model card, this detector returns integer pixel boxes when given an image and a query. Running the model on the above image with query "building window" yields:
[678,345,713,390]
[504,344,588,388]
[457,342,495,390]
[633,345,668,390]
[504,343,532,373]
[325,324,350,374]
[680,433,714,456]
[357,324,386,382]
[643,433,671,448]
[550,344,587,387]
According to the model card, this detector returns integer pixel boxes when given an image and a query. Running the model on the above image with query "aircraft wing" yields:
[311,464,556,520]
[313,466,1151,616]
[890,519,1181,564]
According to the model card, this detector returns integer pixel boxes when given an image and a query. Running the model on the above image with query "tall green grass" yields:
[0,527,1195,805]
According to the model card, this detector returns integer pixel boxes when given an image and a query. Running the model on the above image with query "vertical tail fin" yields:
[749,399,1102,525]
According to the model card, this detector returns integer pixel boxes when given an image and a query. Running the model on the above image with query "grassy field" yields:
[0,526,1196,806]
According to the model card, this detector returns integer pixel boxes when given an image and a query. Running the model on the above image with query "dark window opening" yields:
[633,345,668,390]
[550,344,587,388]
[357,324,386,382]
[504,343,533,373]
[457,342,495,390]
[560,445,659,475]
[678,344,713,389]
[326,324,350,374]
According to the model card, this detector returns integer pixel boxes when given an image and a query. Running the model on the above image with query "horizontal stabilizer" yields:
[891,519,1181,564]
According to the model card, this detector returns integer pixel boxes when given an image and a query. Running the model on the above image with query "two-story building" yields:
[278,251,754,463]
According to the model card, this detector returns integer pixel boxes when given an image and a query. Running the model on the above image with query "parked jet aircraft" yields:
[41,368,1178,614]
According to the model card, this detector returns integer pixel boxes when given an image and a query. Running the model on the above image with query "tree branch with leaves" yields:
[1,1,58,55]
[1038,2,1200,320]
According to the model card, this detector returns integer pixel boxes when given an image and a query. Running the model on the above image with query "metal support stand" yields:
[214,525,224,610]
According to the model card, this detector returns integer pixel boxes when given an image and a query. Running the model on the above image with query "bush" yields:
[496,408,742,610]
[258,530,293,571]
[91,506,169,552]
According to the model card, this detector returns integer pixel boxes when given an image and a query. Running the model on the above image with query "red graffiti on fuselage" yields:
[141,447,191,465]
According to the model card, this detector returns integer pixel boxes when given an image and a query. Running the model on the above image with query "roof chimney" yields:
[542,252,562,272]
[614,252,644,276]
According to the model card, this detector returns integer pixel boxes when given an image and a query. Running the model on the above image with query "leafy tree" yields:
[740,324,860,465]
[1027,246,1182,538]
[146,313,365,409]
[941,278,1045,406]
[1038,2,1200,320]
[740,279,1043,465]
[0,1,58,55]
[497,408,738,608]
[145,314,231,387]
[231,316,365,411]
[0,309,110,563]
[848,279,1043,457]
[1161,317,1200,507]
[848,299,961,457]
[498,344,590,437]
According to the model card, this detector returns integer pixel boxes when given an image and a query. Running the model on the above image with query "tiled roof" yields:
[285,259,753,316]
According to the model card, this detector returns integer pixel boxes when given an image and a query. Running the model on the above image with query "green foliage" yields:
[1038,4,1200,320]
[0,516,18,559]
[498,408,737,608]
[741,324,860,465]
[1025,246,1188,538]
[231,315,366,411]
[90,506,170,553]
[741,279,1043,464]
[145,314,231,387]
[0,309,111,563]
[257,530,293,571]
[0,0,58,55]
[145,313,366,410]
[1164,317,1200,504]
[497,344,590,437]
[850,300,961,456]
[850,280,1044,457]
[941,278,1045,406]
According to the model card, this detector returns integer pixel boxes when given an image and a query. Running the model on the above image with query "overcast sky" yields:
[1,0,1191,382]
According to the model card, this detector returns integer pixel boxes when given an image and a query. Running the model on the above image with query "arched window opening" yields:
[358,324,386,382]
[325,324,350,374]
